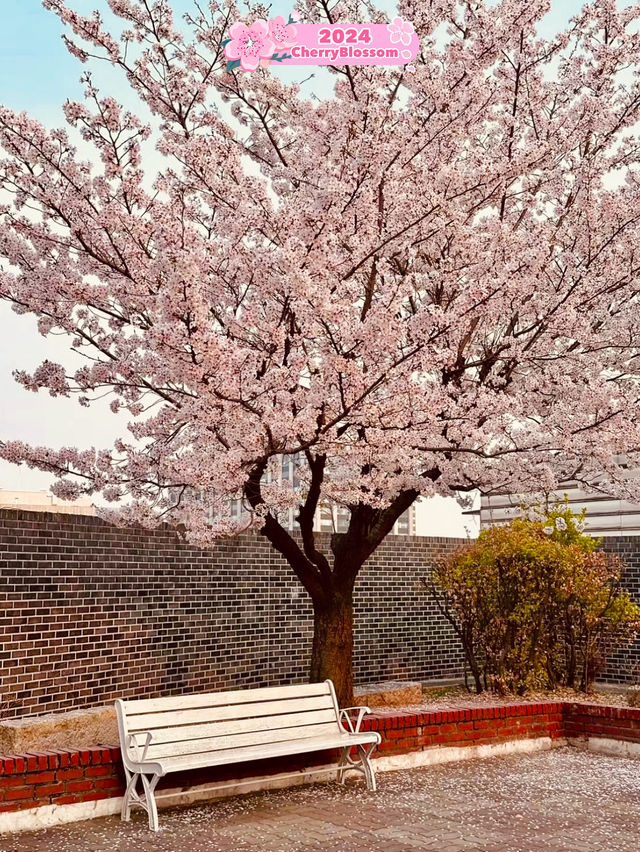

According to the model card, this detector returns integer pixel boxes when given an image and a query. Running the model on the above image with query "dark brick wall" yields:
[0,509,466,719]
[600,537,640,683]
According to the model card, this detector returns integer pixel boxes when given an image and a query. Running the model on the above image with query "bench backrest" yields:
[115,680,342,766]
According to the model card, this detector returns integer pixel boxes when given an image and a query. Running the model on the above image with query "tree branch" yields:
[244,459,325,601]
[297,452,333,584]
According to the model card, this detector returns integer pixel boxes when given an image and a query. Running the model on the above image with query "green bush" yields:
[429,503,640,694]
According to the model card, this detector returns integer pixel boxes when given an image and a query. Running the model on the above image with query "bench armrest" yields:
[339,706,372,734]
[127,730,153,762]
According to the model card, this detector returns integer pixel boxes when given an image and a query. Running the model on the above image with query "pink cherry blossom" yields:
[225,19,275,72]
[387,16,413,46]
[290,10,302,23]
[267,15,298,50]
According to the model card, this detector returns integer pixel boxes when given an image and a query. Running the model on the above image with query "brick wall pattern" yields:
[600,537,640,683]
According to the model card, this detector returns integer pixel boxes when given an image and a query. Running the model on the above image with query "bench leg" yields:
[121,768,138,822]
[357,743,377,792]
[337,748,349,784]
[337,743,377,791]
[140,772,160,831]
[121,767,161,831]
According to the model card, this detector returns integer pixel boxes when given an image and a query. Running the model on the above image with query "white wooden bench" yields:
[115,680,381,830]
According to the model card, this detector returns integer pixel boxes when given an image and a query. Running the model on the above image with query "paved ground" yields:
[5,747,640,852]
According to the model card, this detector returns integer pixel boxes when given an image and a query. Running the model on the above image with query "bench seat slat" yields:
[123,682,332,715]
[144,709,339,745]
[142,721,341,760]
[128,695,334,732]
[139,731,380,775]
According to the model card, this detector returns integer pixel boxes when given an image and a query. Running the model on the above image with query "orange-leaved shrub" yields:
[429,504,640,694]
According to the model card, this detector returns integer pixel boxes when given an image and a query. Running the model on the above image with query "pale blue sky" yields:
[0,0,296,114]
[0,0,586,534]
[0,0,585,116]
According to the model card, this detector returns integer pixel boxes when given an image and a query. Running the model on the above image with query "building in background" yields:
[206,454,417,536]
[315,503,415,535]
[227,494,416,536]
[2,480,416,534]
[479,473,640,537]
[0,489,97,516]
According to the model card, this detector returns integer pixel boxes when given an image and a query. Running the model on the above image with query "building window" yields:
[395,510,410,536]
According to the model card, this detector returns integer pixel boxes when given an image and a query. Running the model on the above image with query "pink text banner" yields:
[281,23,419,67]
[224,16,419,72]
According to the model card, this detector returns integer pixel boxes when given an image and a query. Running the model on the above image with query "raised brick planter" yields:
[0,700,607,818]
[1,701,638,824]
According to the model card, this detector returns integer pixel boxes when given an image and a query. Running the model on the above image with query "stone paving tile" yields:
[5,747,640,852]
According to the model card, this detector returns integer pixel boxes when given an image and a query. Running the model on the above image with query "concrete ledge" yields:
[155,764,341,809]
[0,706,117,753]
[0,796,122,834]
[573,736,640,759]
[354,681,422,707]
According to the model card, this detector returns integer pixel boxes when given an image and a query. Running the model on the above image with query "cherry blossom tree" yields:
[3,0,640,703]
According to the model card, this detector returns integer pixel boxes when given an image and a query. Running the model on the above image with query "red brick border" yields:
[0,747,122,813]
[0,701,637,815]
[563,701,640,743]
[362,701,565,757]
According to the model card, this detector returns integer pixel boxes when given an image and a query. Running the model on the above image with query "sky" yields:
[0,0,586,537]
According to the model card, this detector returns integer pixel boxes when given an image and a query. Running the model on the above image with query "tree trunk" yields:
[248,471,422,712]
[310,590,354,707]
